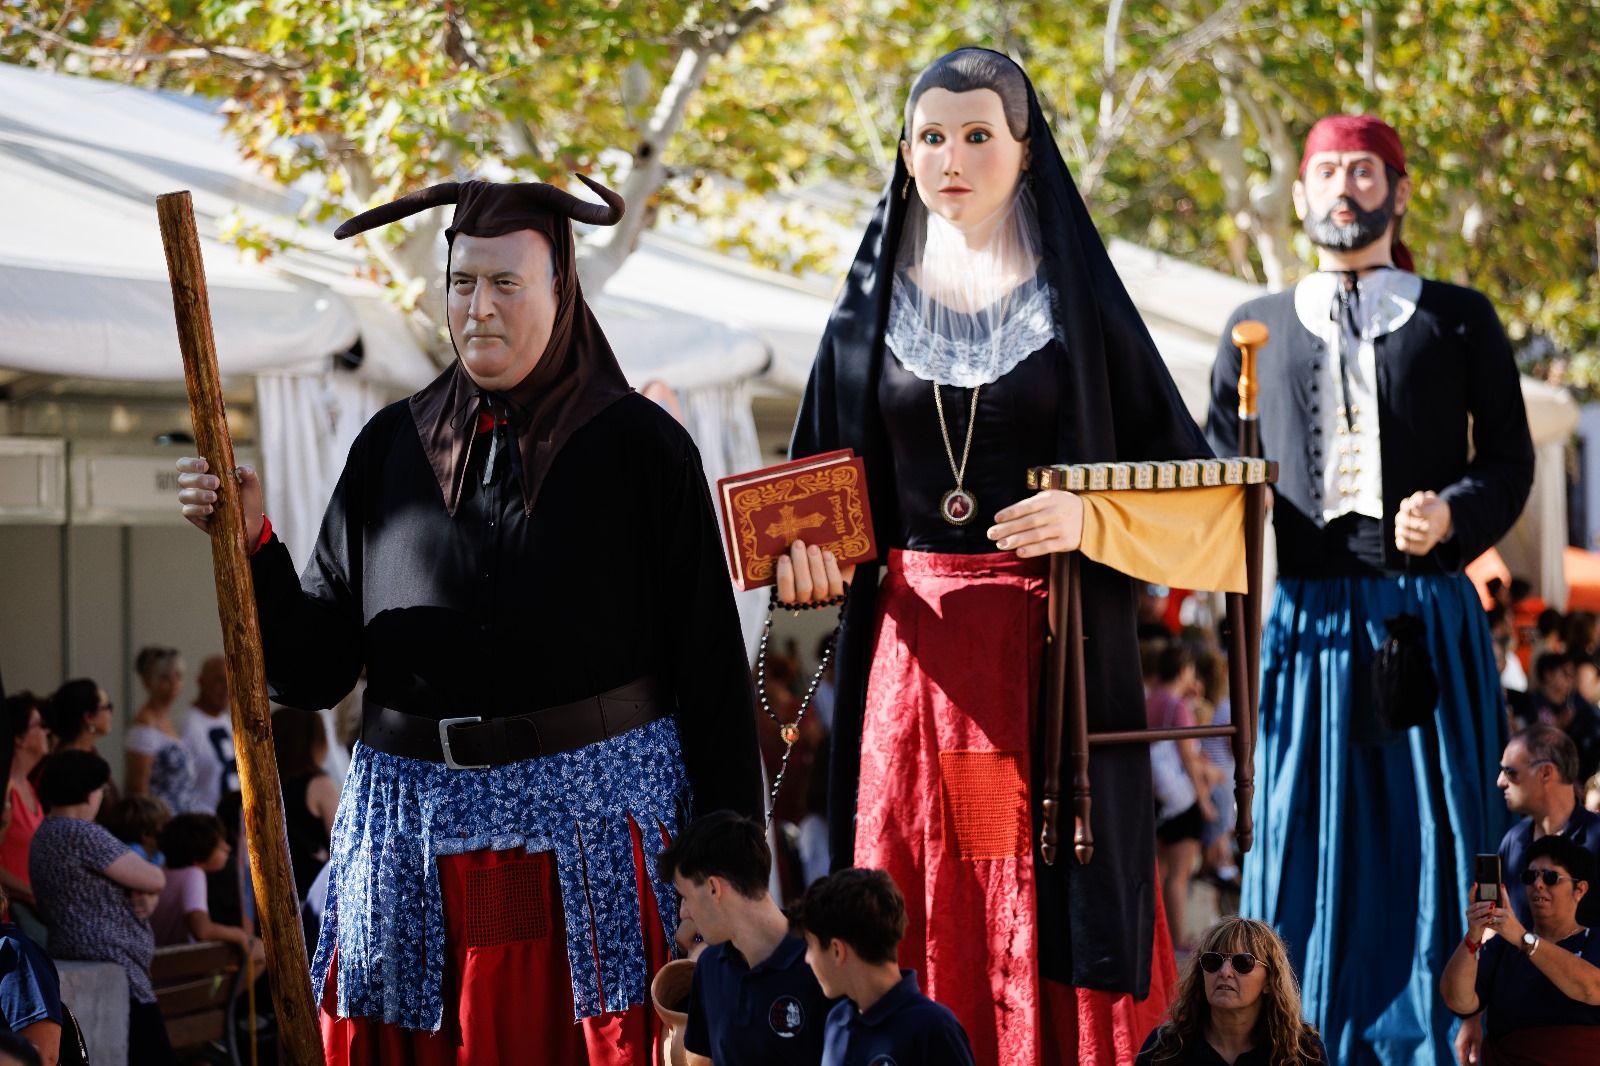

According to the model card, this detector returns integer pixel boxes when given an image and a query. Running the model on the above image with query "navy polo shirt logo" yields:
[767,995,805,1037]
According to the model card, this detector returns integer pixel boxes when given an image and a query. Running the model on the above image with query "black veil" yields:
[791,47,1210,996]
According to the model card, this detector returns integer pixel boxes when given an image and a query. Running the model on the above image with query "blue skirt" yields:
[1242,573,1508,1066]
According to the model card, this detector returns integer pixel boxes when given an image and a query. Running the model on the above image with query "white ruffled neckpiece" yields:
[885,275,1055,387]
[884,184,1057,388]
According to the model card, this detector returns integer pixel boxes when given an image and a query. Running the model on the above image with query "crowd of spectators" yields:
[1487,579,1600,805]
[6,574,1599,1064]
[0,644,347,1064]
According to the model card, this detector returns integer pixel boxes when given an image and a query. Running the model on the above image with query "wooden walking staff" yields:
[156,191,324,1065]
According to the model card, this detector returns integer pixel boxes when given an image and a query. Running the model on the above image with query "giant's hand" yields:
[176,456,264,549]
[1395,490,1452,556]
[774,540,853,605]
[988,490,1084,558]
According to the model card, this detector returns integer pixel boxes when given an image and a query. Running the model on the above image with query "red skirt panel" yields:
[856,549,1176,1066]
[321,816,667,1065]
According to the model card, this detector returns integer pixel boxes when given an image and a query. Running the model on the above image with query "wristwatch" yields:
[1522,931,1540,957]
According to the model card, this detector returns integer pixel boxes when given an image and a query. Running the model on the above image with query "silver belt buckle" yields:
[437,716,487,770]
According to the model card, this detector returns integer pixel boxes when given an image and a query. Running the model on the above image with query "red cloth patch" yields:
[463,852,551,947]
[939,750,1029,859]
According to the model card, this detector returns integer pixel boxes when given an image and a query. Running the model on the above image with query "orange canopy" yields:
[1566,546,1600,612]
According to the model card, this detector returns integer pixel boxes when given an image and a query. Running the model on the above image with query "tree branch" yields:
[581,2,787,290]
[842,64,891,178]
[1,7,305,74]
[1080,0,1251,196]
[1098,0,1126,133]
[1207,49,1302,290]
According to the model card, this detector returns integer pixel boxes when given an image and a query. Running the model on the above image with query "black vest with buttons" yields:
[1206,279,1534,579]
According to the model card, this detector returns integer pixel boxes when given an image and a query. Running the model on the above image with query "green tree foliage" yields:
[5,1,1597,379]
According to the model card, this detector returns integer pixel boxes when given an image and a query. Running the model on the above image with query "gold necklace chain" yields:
[933,382,982,490]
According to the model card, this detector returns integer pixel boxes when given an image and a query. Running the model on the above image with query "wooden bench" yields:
[150,941,243,1065]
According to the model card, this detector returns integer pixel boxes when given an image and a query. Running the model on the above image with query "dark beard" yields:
[1305,187,1397,252]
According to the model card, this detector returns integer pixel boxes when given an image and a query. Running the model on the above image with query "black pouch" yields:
[1371,612,1438,732]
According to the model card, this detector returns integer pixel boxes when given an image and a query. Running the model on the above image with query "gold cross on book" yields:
[765,505,825,543]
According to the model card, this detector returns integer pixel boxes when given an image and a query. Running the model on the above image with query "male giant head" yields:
[1293,114,1414,270]
[335,177,630,515]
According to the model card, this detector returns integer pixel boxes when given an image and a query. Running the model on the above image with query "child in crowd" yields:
[789,868,973,1066]
[150,813,263,970]
[99,794,171,864]
[658,811,832,1065]
[99,794,172,921]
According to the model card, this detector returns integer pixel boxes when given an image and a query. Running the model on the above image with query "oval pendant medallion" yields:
[940,488,977,526]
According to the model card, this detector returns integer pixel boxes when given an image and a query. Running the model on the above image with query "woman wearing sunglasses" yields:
[1443,834,1600,1063]
[1137,917,1327,1065]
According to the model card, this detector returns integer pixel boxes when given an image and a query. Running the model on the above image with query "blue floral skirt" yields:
[311,717,689,1030]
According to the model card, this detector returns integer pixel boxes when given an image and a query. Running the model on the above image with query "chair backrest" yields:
[150,941,242,1053]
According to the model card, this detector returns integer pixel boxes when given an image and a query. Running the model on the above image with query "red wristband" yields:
[1464,935,1482,955]
[248,514,272,557]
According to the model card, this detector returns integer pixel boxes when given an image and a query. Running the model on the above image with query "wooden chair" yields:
[1028,457,1275,866]
[151,940,244,1065]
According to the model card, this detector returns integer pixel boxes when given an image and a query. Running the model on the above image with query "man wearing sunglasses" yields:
[1496,725,1600,929]
[1442,835,1600,1063]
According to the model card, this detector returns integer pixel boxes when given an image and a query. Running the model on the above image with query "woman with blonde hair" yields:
[124,646,201,815]
[1137,917,1326,1066]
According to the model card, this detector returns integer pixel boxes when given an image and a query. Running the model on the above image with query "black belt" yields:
[360,676,671,769]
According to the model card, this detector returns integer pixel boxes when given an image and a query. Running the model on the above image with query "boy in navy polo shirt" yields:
[791,868,974,1066]
[659,812,832,1064]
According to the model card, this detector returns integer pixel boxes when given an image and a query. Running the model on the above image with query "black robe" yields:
[249,390,763,823]
[1205,280,1534,574]
[791,50,1211,997]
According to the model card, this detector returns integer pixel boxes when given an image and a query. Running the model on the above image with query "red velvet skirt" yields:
[320,817,667,1065]
[856,549,1177,1066]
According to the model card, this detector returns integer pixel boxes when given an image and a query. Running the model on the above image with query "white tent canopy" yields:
[0,63,403,382]
[0,63,775,396]
[603,235,834,394]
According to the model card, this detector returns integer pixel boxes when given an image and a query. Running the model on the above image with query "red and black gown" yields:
[792,48,1210,1066]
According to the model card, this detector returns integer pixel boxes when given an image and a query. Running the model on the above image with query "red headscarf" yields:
[1300,114,1413,272]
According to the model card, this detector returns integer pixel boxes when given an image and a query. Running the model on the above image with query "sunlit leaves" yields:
[5,0,1596,381]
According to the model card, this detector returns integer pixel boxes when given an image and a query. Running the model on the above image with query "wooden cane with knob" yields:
[1229,319,1268,855]
[1232,320,1268,458]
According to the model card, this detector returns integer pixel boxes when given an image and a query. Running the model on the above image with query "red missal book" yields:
[717,450,878,592]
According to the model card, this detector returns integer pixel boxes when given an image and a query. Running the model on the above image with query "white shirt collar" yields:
[1293,268,1423,339]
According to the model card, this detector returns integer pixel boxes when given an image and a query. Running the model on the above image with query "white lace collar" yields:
[884,273,1056,387]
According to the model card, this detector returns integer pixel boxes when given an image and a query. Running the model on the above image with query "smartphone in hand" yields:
[1474,854,1502,903]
